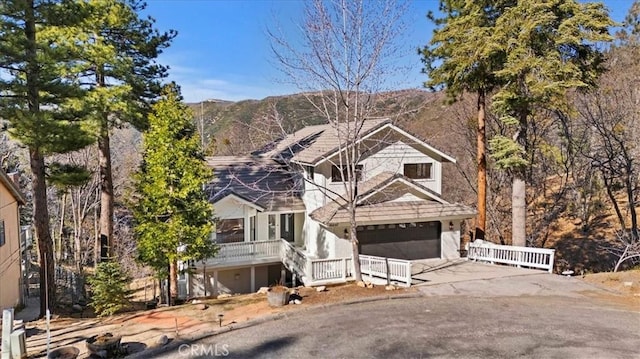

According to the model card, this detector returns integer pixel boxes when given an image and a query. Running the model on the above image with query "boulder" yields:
[157,335,169,346]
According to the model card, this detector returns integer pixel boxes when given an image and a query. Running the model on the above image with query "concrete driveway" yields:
[411,259,545,286]
[150,267,640,359]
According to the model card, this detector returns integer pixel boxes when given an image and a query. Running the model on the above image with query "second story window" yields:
[331,164,363,182]
[404,163,432,180]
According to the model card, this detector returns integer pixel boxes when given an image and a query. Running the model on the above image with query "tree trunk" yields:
[25,0,55,318]
[349,213,362,281]
[98,113,114,260]
[56,192,66,262]
[94,187,100,266]
[169,258,178,305]
[475,90,487,241]
[512,174,527,247]
[31,149,56,317]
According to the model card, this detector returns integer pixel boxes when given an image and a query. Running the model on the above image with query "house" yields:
[0,170,26,310]
[183,118,476,297]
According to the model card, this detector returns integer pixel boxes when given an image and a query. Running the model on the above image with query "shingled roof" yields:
[0,169,25,205]
[314,201,476,225]
[255,118,391,165]
[206,157,305,212]
[309,171,461,225]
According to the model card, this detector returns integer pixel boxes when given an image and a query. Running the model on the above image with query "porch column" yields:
[244,209,251,242]
[250,266,256,292]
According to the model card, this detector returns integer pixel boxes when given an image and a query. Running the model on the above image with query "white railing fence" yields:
[199,239,416,287]
[310,258,351,281]
[359,254,412,287]
[212,240,281,263]
[467,241,555,273]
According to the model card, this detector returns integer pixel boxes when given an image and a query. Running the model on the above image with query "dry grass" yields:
[580,269,640,310]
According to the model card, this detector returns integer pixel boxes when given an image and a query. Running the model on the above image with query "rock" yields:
[385,285,397,291]
[217,293,232,299]
[316,286,326,292]
[72,304,83,312]
[191,299,201,304]
[257,287,269,294]
[365,282,374,288]
[356,281,366,288]
[293,299,302,305]
[196,303,209,310]
[157,335,169,346]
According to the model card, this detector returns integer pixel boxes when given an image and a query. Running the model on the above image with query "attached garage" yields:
[356,221,441,260]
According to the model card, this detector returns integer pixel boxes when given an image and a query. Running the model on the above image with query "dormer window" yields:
[404,163,432,179]
[331,165,363,182]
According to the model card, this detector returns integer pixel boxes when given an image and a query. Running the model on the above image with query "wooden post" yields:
[385,258,391,286]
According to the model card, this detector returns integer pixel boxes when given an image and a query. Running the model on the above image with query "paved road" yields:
[155,275,640,359]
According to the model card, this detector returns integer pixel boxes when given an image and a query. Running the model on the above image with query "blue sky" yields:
[144,0,632,103]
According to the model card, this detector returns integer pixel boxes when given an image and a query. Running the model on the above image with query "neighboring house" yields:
[184,118,476,297]
[0,170,25,310]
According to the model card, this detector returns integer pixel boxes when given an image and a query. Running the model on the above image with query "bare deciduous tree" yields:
[269,0,409,281]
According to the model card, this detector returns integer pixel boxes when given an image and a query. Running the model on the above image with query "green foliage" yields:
[420,0,514,100]
[486,0,612,170]
[133,85,216,275]
[88,261,131,317]
[0,0,94,154]
[72,0,176,131]
[47,163,92,189]
[489,135,528,170]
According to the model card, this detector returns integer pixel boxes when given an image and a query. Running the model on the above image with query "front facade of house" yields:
[0,170,25,310]
[183,119,475,298]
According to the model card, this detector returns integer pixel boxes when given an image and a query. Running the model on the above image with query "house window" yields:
[0,220,4,247]
[404,163,432,179]
[331,165,363,182]
[216,219,244,243]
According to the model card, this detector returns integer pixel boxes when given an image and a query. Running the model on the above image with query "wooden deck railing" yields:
[199,239,415,287]
[206,240,281,265]
[359,254,412,287]
[310,258,352,281]
[467,241,555,273]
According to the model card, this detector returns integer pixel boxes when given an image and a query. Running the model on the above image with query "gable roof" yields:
[255,118,456,166]
[0,170,25,205]
[206,156,305,213]
[310,171,453,224]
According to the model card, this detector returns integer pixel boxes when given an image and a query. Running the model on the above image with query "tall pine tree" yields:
[133,85,216,304]
[487,0,612,246]
[73,0,175,261]
[0,0,94,317]
[420,0,513,241]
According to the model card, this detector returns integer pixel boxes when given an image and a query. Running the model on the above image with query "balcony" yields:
[201,240,282,267]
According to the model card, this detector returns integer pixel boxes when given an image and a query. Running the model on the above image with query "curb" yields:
[126,291,424,358]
